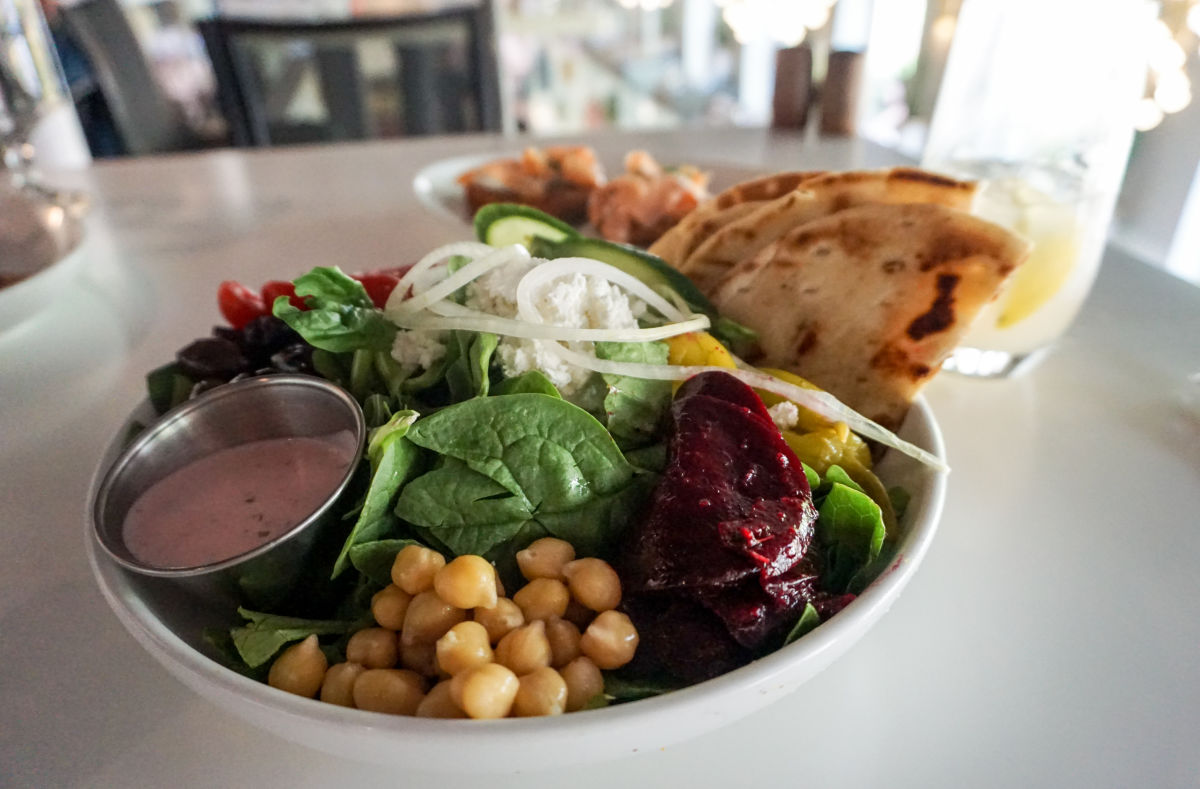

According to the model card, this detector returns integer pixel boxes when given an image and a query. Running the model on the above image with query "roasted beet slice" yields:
[621,594,752,685]
[621,392,816,593]
[673,370,775,424]
[619,371,820,677]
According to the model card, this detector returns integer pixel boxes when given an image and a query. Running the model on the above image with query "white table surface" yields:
[2,128,1198,788]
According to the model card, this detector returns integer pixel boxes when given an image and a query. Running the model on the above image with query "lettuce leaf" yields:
[273,266,396,353]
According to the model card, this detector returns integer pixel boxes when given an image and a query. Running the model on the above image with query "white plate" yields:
[411,151,766,230]
[87,397,946,772]
[0,196,88,336]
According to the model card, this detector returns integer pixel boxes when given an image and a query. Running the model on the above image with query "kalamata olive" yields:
[176,337,249,380]
[270,343,315,374]
[241,316,301,355]
[212,325,242,345]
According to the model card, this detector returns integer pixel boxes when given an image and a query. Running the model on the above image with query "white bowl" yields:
[87,397,946,772]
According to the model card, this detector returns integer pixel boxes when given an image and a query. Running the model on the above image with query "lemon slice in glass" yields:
[987,186,1081,329]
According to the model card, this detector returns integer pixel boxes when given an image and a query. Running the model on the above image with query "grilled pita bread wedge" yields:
[706,202,1029,430]
[677,168,978,292]
[648,170,825,265]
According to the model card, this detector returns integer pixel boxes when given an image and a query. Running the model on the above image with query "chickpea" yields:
[494,620,552,676]
[371,584,412,630]
[563,558,622,612]
[399,638,439,677]
[562,599,595,630]
[516,537,575,581]
[352,669,426,716]
[513,577,570,622]
[436,621,494,676]
[320,661,365,707]
[391,545,446,595]
[512,666,568,717]
[415,680,467,719]
[473,597,524,644]
[401,590,466,645]
[457,663,519,720]
[544,617,582,667]
[433,555,498,610]
[345,627,399,669]
[448,668,469,709]
[267,634,327,698]
[560,656,604,712]
[579,610,639,670]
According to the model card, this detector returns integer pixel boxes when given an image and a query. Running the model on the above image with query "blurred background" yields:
[9,0,1200,284]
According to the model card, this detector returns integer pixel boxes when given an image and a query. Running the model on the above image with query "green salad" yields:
[146,205,936,716]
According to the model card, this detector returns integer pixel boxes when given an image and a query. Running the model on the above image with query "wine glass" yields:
[0,0,88,214]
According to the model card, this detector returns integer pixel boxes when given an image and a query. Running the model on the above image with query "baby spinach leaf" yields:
[484,520,550,590]
[405,393,634,515]
[536,474,655,557]
[402,353,450,393]
[372,350,410,401]
[817,482,886,592]
[230,608,355,668]
[331,410,421,578]
[348,538,425,586]
[624,443,667,474]
[395,458,533,556]
[362,393,393,428]
[204,628,265,679]
[824,464,865,495]
[397,394,637,559]
[783,602,821,646]
[492,369,562,398]
[349,348,380,401]
[444,330,498,401]
[801,462,820,490]
[594,341,671,449]
[273,267,396,353]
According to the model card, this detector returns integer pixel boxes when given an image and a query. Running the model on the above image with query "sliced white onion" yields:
[514,257,691,325]
[388,244,529,318]
[539,342,948,471]
[392,304,711,342]
[385,241,495,313]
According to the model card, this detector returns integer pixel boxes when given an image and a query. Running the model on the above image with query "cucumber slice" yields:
[473,203,578,248]
[528,235,718,317]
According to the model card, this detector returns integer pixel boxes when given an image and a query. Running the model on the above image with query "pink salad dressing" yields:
[122,431,358,569]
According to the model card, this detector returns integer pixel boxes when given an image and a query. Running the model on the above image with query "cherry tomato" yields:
[217,281,267,329]
[261,280,306,311]
[351,266,411,309]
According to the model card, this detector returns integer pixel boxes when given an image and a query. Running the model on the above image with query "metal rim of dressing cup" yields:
[91,374,366,609]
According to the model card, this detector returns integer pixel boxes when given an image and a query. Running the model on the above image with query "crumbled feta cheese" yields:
[464,259,646,397]
[391,329,448,370]
[767,401,801,431]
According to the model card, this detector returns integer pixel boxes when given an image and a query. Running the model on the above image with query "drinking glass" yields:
[922,0,1154,377]
[0,0,88,208]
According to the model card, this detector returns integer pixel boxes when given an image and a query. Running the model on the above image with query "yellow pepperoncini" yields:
[781,426,897,535]
[754,367,833,434]
[665,331,736,392]
[756,368,898,535]
[666,331,737,368]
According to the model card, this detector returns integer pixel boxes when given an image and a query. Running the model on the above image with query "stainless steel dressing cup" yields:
[91,375,366,610]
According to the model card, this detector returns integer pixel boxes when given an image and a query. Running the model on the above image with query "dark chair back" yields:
[198,4,501,147]
[60,0,200,155]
